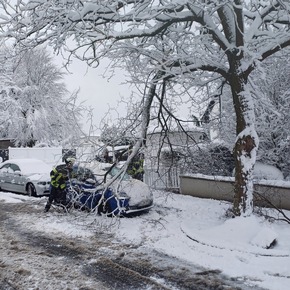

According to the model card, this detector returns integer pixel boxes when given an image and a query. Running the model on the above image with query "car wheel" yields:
[27,183,37,197]
[103,200,114,216]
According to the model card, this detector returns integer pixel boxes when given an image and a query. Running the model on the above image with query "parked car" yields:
[0,158,51,197]
[68,163,153,216]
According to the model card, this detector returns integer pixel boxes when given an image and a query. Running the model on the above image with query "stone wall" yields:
[180,174,290,211]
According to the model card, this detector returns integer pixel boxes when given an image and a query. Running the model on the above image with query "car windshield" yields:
[109,167,131,180]
[73,166,96,181]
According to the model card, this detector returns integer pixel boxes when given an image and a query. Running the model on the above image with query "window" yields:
[10,164,21,172]
[0,164,10,173]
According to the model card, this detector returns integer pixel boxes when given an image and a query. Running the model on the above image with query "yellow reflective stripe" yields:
[50,168,66,188]
[55,174,63,182]
[51,180,58,187]
[50,168,57,176]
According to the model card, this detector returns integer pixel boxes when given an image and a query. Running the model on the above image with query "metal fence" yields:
[144,167,181,191]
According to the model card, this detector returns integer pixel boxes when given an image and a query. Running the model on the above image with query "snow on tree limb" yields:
[2,0,290,216]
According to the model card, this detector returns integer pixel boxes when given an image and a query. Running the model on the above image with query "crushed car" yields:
[66,163,153,216]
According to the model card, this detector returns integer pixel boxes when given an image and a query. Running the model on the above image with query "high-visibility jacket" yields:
[127,158,144,177]
[50,164,69,190]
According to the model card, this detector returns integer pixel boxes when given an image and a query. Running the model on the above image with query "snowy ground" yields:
[0,190,289,290]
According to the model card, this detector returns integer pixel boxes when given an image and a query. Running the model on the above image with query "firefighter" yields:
[44,157,76,212]
[127,153,144,181]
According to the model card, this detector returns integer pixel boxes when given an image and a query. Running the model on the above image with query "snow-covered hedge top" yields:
[180,173,290,189]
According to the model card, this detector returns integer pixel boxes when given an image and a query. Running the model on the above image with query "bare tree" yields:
[253,52,290,179]
[2,1,290,215]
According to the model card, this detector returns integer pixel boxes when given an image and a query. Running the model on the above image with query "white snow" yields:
[1,190,289,290]
[1,158,52,174]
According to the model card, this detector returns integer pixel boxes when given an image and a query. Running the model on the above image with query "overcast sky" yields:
[52,51,198,137]
[53,54,130,134]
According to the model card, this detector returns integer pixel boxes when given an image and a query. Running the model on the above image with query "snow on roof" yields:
[3,158,52,174]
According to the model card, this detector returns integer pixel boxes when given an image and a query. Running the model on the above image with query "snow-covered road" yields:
[0,191,279,290]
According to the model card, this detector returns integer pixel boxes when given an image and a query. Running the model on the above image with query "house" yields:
[144,122,208,190]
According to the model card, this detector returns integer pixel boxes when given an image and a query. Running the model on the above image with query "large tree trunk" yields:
[218,1,259,215]
[230,67,259,216]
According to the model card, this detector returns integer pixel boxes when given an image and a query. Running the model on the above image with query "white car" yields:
[0,159,51,197]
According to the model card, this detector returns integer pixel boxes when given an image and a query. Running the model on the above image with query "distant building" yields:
[145,126,207,168]
[0,139,15,162]
[144,122,208,190]
[0,138,15,149]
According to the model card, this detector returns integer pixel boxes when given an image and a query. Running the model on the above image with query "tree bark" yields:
[230,63,258,216]
[219,0,259,216]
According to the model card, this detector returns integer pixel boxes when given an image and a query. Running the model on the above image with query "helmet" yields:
[65,157,76,166]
